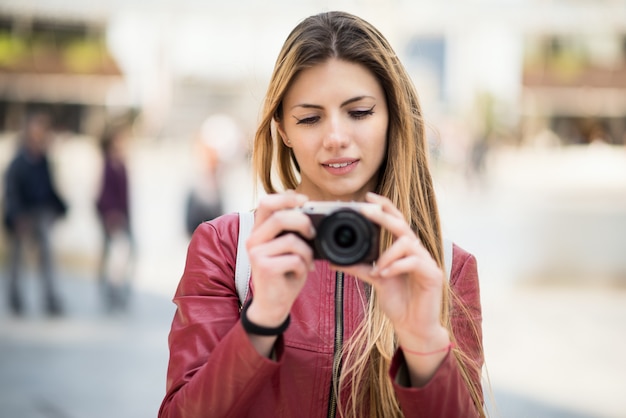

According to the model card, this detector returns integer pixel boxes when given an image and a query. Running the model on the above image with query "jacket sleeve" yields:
[389,245,484,417]
[158,216,285,418]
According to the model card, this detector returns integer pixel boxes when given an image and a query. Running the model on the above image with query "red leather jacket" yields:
[159,213,483,417]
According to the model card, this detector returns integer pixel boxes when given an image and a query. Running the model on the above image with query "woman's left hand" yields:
[335,192,449,349]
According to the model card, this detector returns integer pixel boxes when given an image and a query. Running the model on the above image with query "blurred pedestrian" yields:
[95,120,135,312]
[184,114,244,236]
[2,110,67,316]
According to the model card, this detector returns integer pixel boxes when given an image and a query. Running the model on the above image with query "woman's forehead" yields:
[283,59,383,105]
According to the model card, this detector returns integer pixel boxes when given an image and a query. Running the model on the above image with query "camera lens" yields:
[334,226,357,248]
[315,209,376,265]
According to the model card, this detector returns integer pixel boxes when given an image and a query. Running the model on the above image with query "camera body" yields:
[294,201,381,266]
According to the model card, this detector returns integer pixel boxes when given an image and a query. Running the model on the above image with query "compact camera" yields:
[289,201,381,266]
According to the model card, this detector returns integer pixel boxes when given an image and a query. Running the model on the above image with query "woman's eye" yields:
[350,105,376,120]
[294,116,320,125]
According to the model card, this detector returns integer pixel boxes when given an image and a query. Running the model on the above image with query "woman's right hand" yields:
[244,191,315,332]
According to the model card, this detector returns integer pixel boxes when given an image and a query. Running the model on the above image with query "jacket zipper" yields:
[327,270,344,418]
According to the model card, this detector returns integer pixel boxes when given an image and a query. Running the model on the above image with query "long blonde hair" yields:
[252,11,484,417]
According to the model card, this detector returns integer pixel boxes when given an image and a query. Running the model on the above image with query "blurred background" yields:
[0,0,625,417]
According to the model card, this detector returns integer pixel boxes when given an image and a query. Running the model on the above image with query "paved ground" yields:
[481,283,626,418]
[0,272,175,418]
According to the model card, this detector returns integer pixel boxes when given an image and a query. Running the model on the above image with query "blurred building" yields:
[0,12,132,136]
[1,0,624,145]
[523,31,626,145]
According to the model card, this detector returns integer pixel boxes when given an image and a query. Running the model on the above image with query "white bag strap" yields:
[234,211,453,305]
[235,211,254,306]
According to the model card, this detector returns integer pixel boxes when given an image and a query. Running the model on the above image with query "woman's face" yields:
[277,58,389,202]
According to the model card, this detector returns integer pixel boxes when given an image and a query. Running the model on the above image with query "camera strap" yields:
[235,211,453,307]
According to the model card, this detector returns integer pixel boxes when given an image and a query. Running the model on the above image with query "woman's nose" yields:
[322,117,350,149]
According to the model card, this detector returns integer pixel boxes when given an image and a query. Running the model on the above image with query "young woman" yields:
[159,11,484,418]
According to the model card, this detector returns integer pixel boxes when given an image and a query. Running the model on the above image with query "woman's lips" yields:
[322,159,358,175]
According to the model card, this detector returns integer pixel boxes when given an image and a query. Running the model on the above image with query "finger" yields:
[361,193,414,239]
[379,255,445,292]
[374,235,418,272]
[375,255,421,278]
[254,191,309,225]
[247,209,315,249]
[248,232,315,272]
[333,263,378,285]
[365,192,404,219]
[249,230,314,261]
[371,234,443,280]
[256,253,311,280]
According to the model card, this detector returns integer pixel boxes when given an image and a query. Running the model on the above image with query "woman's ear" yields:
[276,122,291,147]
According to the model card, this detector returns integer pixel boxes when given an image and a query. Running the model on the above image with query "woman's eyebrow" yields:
[340,95,375,107]
[290,103,323,110]
[289,96,376,111]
